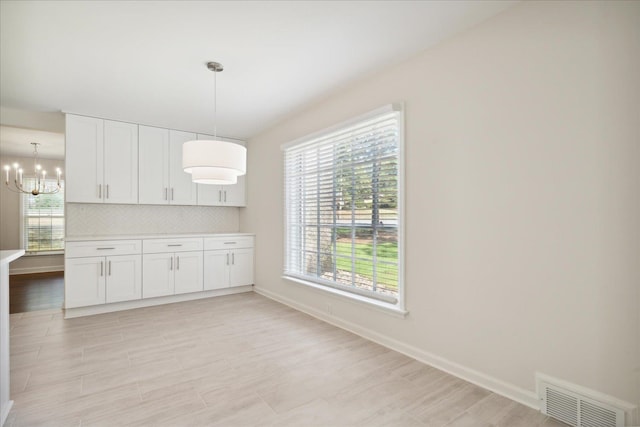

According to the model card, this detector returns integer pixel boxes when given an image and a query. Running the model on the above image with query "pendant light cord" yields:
[214,69,217,138]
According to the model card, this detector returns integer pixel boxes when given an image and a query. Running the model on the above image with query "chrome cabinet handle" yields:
[224,191,227,202]
[170,256,173,271]
[226,253,229,265]
[223,242,236,245]
[100,261,104,276]
[164,188,168,200]
[232,252,235,265]
[171,188,174,201]
[98,184,102,199]
[108,260,112,276]
[106,184,110,199]
[176,256,180,270]
[218,190,222,202]
[167,244,182,247]
[97,247,115,250]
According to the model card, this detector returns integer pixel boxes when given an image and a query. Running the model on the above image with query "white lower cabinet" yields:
[65,234,253,314]
[174,251,204,294]
[65,254,142,308]
[204,248,254,290]
[105,255,142,303]
[142,238,204,298]
[65,257,106,308]
[141,253,174,298]
[142,251,203,298]
[229,248,254,287]
[204,237,254,290]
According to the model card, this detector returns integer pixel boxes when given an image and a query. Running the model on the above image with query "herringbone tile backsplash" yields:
[66,203,239,236]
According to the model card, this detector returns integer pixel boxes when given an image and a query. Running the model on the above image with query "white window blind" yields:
[22,178,65,253]
[283,105,402,305]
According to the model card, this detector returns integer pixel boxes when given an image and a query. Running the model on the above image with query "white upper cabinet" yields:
[66,115,104,203]
[195,134,246,207]
[138,126,170,205]
[68,116,247,207]
[66,114,138,204]
[139,127,198,205]
[169,130,198,205]
[103,120,138,204]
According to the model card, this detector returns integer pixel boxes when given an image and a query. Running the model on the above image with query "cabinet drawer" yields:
[204,236,254,250]
[143,238,203,254]
[66,240,142,258]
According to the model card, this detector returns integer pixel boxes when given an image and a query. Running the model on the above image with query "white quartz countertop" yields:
[65,232,255,242]
[0,249,25,265]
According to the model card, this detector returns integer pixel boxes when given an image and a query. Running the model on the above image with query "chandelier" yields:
[3,142,62,195]
[183,61,246,185]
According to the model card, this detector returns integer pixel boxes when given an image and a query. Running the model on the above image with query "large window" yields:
[283,104,403,307]
[22,179,65,253]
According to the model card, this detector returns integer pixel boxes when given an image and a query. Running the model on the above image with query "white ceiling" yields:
[0,0,515,143]
[0,126,65,160]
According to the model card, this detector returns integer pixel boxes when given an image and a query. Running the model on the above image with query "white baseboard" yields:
[254,285,540,411]
[10,265,64,275]
[1,400,13,427]
[65,286,253,319]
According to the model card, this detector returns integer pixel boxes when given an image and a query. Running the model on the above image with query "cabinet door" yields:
[65,115,104,203]
[174,251,203,295]
[65,257,106,308]
[139,126,170,205]
[197,184,223,206]
[203,250,228,290]
[106,254,142,303]
[222,175,246,207]
[142,253,174,298]
[168,130,197,205]
[104,120,138,204]
[229,248,254,287]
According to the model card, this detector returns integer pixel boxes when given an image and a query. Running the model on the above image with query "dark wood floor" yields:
[9,271,64,314]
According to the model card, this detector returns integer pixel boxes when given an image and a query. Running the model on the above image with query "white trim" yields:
[282,275,407,317]
[280,103,402,150]
[396,102,406,311]
[254,285,540,410]
[10,265,64,275]
[1,400,13,427]
[64,286,253,319]
[22,251,64,257]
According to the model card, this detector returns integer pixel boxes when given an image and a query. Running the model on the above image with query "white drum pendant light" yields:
[183,62,246,185]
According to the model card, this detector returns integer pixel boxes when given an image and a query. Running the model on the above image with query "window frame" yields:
[19,178,65,256]
[282,104,406,314]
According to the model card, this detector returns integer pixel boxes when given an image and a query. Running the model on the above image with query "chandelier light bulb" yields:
[3,142,62,195]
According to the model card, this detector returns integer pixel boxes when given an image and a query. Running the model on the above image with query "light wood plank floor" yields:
[7,293,567,427]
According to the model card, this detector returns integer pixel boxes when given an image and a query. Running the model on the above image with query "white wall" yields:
[241,0,639,414]
[0,155,65,274]
[0,107,64,133]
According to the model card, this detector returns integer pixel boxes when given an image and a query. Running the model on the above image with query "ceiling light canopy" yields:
[183,62,246,185]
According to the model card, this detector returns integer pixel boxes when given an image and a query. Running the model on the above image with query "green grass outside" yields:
[334,241,398,289]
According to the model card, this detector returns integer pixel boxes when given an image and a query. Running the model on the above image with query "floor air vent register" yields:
[538,376,628,427]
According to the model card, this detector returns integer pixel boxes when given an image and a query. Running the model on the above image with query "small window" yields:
[21,178,65,253]
[283,104,403,308]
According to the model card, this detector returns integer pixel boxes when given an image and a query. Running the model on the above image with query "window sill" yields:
[282,275,408,318]
[23,251,64,257]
